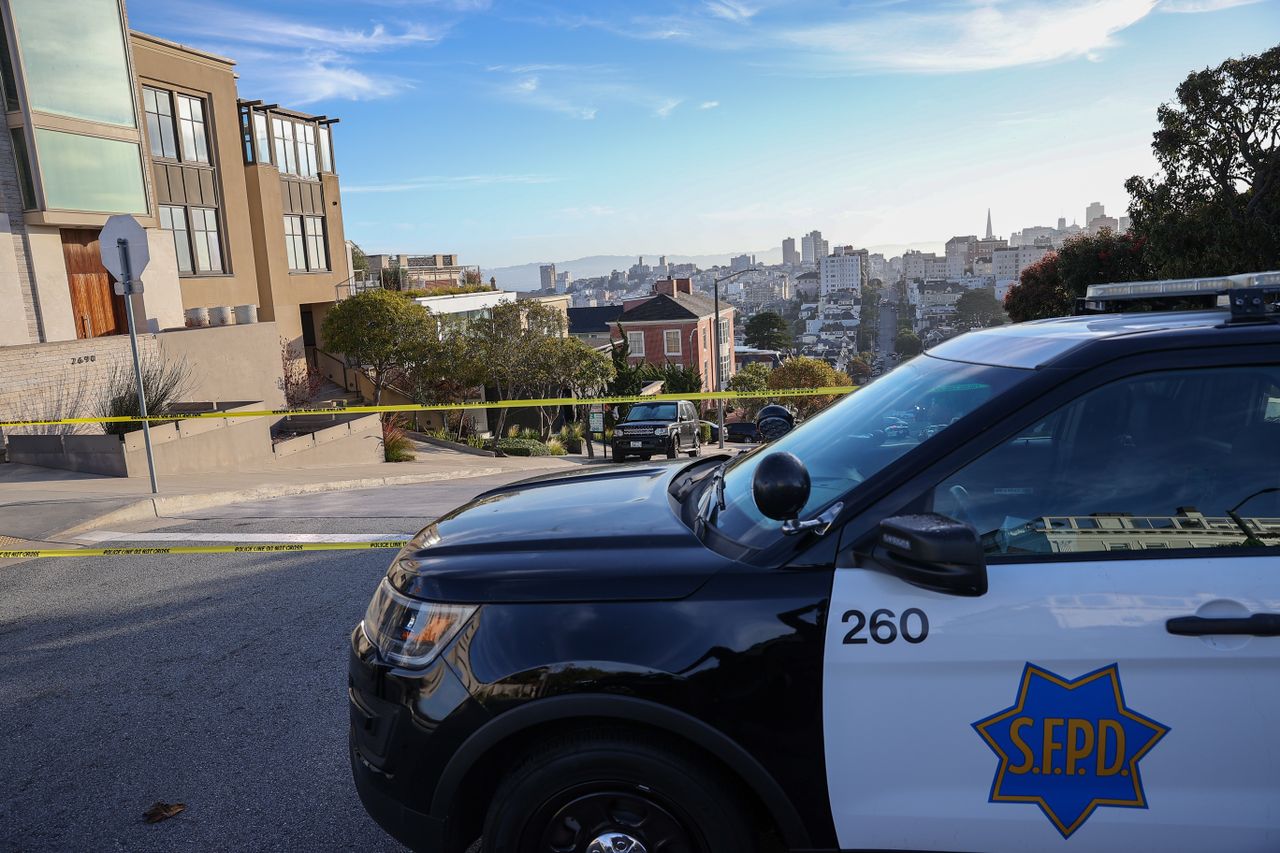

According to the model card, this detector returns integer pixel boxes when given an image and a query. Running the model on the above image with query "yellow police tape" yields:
[0,386,856,428]
[0,541,409,560]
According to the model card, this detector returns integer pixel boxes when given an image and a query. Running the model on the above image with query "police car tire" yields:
[667,437,679,459]
[481,727,758,853]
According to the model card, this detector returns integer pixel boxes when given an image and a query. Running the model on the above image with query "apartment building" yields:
[613,278,735,392]
[819,245,868,295]
[0,0,351,427]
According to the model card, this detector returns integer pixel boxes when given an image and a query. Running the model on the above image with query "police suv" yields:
[349,272,1280,853]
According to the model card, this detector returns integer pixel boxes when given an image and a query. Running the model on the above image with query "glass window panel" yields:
[0,29,20,112]
[34,129,146,214]
[143,87,178,159]
[318,127,332,173]
[273,119,297,175]
[932,366,1280,557]
[10,129,35,209]
[304,216,327,270]
[284,215,305,271]
[10,0,136,127]
[160,204,193,274]
[176,95,208,164]
[299,124,317,179]
[190,207,221,273]
[254,113,271,165]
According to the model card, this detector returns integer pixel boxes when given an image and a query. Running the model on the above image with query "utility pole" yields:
[711,266,759,450]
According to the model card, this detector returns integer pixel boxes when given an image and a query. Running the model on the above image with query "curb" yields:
[51,464,529,540]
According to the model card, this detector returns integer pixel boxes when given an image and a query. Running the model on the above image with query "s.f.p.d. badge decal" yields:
[972,663,1169,838]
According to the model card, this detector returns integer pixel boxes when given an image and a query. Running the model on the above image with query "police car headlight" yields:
[361,578,476,667]
[653,426,668,435]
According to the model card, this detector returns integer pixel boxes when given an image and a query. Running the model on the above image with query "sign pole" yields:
[118,237,159,495]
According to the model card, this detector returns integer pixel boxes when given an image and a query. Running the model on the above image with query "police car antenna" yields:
[1075,270,1280,323]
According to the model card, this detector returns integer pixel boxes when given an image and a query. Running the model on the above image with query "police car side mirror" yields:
[752,451,810,522]
[877,514,988,597]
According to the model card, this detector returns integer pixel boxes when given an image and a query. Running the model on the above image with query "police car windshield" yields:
[709,355,1026,549]
[624,403,677,421]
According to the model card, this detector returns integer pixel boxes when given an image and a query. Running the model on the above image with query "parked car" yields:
[725,421,761,443]
[611,400,700,461]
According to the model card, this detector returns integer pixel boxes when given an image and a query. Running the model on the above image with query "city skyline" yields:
[124,0,1280,268]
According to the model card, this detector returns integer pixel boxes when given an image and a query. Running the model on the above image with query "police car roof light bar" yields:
[1076,270,1280,323]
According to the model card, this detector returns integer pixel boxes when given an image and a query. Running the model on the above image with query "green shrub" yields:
[518,427,541,441]
[466,435,489,450]
[98,356,192,436]
[545,438,568,456]
[558,422,585,453]
[699,421,712,443]
[496,437,550,457]
[382,417,416,462]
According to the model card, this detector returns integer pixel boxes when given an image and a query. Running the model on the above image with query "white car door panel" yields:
[824,556,1280,852]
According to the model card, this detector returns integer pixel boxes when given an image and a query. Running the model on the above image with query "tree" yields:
[1056,229,1152,296]
[767,356,852,418]
[1125,45,1280,278]
[351,245,368,274]
[466,300,567,441]
[321,290,433,404]
[1004,252,1071,323]
[844,354,872,385]
[954,288,1002,328]
[895,331,923,357]
[743,311,792,351]
[727,361,772,419]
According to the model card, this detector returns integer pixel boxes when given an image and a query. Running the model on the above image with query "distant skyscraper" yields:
[555,270,571,293]
[539,263,556,291]
[782,237,800,266]
[1057,217,1067,231]
[1085,202,1105,227]
[985,209,993,240]
[801,230,827,264]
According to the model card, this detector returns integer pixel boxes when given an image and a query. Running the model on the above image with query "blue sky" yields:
[125,0,1280,269]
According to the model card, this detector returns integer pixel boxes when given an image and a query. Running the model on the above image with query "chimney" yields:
[654,277,693,296]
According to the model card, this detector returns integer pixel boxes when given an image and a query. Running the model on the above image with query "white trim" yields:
[663,328,681,356]
[626,329,645,356]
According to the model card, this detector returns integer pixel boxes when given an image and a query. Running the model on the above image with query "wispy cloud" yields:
[141,2,452,105]
[704,0,757,23]
[346,174,558,194]
[699,100,721,110]
[487,64,682,121]
[781,1,1159,73]
[1159,0,1262,11]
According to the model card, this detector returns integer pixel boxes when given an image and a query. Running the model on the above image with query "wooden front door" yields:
[62,228,126,339]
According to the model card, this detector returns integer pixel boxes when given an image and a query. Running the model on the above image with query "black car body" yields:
[611,399,701,461]
[724,421,761,443]
[351,300,1280,853]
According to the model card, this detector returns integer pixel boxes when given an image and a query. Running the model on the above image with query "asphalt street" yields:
[0,470,567,853]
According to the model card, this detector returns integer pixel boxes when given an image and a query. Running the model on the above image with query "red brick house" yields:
[612,278,735,393]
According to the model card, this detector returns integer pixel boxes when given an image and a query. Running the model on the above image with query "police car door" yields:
[824,362,1280,852]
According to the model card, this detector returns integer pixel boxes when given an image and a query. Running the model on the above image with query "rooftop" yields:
[619,292,721,322]
[567,305,624,333]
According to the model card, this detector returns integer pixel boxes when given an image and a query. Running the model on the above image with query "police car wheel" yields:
[481,729,757,853]
[666,437,679,459]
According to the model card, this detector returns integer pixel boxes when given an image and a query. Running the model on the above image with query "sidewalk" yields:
[0,442,592,544]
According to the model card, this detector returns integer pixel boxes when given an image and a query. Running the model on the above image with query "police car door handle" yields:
[1165,614,1280,637]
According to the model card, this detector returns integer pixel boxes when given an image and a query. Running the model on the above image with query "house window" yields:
[718,317,729,345]
[303,216,328,271]
[253,112,270,165]
[627,330,645,357]
[298,123,318,179]
[190,207,223,273]
[142,87,178,159]
[664,329,681,356]
[284,215,306,271]
[10,129,35,209]
[159,204,193,274]
[272,118,297,175]
[175,94,209,163]
[317,126,333,173]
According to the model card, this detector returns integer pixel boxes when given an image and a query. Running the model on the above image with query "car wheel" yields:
[688,436,700,457]
[481,728,758,853]
[614,451,627,462]
[667,436,679,459]
[639,454,653,461]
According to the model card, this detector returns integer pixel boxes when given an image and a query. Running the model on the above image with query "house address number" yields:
[70,355,97,366]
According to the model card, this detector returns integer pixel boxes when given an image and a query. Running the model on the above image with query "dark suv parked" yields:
[612,400,701,461]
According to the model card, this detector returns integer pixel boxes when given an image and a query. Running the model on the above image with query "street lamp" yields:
[710,266,762,449]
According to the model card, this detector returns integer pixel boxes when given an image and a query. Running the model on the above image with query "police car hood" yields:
[388,461,730,603]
